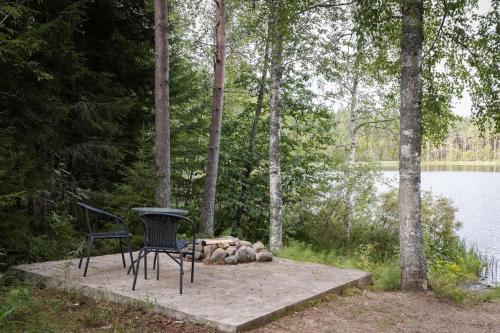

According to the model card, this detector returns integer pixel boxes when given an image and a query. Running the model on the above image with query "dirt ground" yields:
[253,290,500,333]
[4,285,500,332]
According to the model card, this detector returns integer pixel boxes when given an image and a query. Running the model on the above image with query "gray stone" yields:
[187,243,203,252]
[256,250,273,262]
[218,242,229,250]
[235,240,252,249]
[204,245,216,258]
[224,255,238,265]
[253,241,265,253]
[187,251,204,261]
[226,246,237,256]
[219,236,239,246]
[210,248,228,264]
[235,245,256,263]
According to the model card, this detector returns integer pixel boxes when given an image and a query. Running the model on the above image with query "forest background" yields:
[1,0,499,300]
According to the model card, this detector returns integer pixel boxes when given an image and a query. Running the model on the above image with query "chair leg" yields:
[153,251,158,270]
[132,249,143,291]
[144,250,148,280]
[78,235,89,269]
[126,237,135,275]
[179,252,184,294]
[191,249,195,283]
[119,240,126,268]
[156,252,160,281]
[83,237,94,277]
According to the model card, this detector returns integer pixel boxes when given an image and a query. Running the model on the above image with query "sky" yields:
[452,0,492,117]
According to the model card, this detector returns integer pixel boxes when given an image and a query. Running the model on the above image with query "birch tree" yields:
[154,0,171,207]
[201,0,227,236]
[268,0,284,252]
[399,0,428,291]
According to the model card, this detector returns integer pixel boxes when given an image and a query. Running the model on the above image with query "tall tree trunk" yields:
[399,0,428,291]
[494,136,497,160]
[154,0,171,207]
[232,22,271,236]
[345,72,359,243]
[201,0,226,236]
[269,0,284,252]
[463,136,467,160]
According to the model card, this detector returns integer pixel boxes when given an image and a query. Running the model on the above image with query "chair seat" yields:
[143,240,192,252]
[177,239,189,250]
[91,231,131,239]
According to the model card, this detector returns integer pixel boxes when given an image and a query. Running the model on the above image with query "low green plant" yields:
[0,286,30,328]
[279,241,401,290]
[29,212,79,262]
[281,185,490,297]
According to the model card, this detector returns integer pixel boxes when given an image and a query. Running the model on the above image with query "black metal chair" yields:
[77,202,135,277]
[131,212,195,294]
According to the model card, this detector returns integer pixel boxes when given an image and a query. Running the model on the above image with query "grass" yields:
[0,273,209,333]
[279,241,400,290]
[279,241,500,303]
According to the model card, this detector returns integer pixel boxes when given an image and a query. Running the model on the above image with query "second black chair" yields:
[77,202,135,277]
[131,212,196,294]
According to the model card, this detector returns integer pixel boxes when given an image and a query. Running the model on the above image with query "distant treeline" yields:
[352,118,500,162]
[422,120,500,162]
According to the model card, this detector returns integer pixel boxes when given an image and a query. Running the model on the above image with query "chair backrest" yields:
[77,202,123,234]
[139,212,183,250]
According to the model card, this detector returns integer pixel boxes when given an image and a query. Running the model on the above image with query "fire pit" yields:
[182,236,273,265]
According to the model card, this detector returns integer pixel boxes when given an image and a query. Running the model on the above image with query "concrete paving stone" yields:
[13,252,371,332]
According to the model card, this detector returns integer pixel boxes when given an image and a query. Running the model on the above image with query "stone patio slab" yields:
[13,253,371,332]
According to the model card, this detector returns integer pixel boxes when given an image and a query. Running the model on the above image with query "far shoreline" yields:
[379,160,500,167]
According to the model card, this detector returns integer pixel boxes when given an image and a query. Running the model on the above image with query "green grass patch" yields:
[0,275,209,332]
[280,240,499,302]
[279,241,401,291]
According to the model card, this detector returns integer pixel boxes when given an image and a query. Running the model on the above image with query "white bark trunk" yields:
[345,73,359,242]
[494,137,498,160]
[399,0,428,291]
[269,0,284,252]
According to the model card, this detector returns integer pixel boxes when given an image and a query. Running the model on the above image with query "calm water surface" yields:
[381,168,500,281]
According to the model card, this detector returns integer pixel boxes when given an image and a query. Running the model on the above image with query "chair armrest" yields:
[176,215,196,244]
[77,202,125,224]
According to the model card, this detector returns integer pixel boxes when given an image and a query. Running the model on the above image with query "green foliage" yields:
[0,286,30,328]
[106,131,157,230]
[29,212,79,262]
[0,0,155,266]
[0,2,498,312]
[280,241,401,290]
[285,162,380,249]
[283,186,490,298]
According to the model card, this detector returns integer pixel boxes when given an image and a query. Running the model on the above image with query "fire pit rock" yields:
[182,236,273,265]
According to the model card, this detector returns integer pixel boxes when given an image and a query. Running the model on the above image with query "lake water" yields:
[380,166,500,283]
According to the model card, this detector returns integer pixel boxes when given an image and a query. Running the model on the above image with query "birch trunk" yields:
[232,30,271,235]
[345,73,359,242]
[269,0,284,252]
[494,137,497,160]
[399,0,428,291]
[154,0,171,207]
[201,0,226,236]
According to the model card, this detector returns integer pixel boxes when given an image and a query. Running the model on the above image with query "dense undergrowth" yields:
[280,187,500,303]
